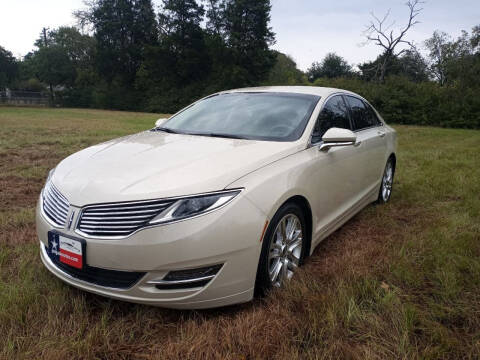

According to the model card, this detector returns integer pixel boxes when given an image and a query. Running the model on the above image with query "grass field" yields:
[1,106,479,359]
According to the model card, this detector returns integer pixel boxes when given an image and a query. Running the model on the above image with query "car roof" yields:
[218,86,359,98]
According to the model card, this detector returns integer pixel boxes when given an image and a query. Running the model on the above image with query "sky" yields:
[1,0,479,71]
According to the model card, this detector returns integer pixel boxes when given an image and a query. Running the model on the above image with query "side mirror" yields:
[155,118,169,127]
[319,128,357,152]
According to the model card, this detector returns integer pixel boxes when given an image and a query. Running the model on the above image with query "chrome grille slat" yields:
[79,229,139,234]
[43,201,66,220]
[80,219,147,225]
[46,187,69,212]
[83,208,162,216]
[49,184,69,206]
[80,224,139,229]
[86,202,172,210]
[44,191,69,216]
[43,206,61,221]
[42,182,70,227]
[81,214,154,220]
[44,193,69,214]
[77,199,174,238]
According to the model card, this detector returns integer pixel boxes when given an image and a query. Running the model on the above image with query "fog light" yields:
[148,264,223,290]
[164,264,222,281]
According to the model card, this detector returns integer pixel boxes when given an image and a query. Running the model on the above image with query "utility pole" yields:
[42,27,54,105]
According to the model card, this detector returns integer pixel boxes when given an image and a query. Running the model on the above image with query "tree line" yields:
[0,0,479,128]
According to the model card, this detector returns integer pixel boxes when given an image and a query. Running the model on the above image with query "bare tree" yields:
[364,0,424,82]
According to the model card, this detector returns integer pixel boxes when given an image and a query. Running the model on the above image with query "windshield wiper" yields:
[194,132,248,140]
[154,128,247,139]
[154,127,181,134]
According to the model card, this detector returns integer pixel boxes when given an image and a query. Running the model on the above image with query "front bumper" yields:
[36,192,266,309]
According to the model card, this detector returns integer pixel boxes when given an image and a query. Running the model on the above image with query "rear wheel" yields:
[378,157,395,203]
[255,202,307,294]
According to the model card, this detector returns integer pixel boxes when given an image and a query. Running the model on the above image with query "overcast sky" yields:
[1,0,479,70]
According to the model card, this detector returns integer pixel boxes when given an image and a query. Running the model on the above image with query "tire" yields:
[255,202,307,295]
[377,157,395,203]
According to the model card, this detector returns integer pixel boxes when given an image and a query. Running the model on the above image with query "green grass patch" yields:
[0,106,479,359]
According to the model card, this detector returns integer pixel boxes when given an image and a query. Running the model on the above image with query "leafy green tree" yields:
[396,49,430,82]
[91,0,157,85]
[0,46,18,90]
[202,0,235,93]
[264,52,306,85]
[136,0,211,112]
[45,27,96,68]
[307,53,353,81]
[445,26,480,88]
[425,26,480,87]
[471,25,480,51]
[359,50,429,82]
[204,0,226,36]
[424,31,451,85]
[34,45,76,89]
[22,27,97,104]
[47,27,98,106]
[158,0,209,82]
[223,0,276,86]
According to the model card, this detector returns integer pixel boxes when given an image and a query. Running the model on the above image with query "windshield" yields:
[161,92,320,141]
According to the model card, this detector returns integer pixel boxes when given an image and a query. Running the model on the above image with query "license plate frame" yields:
[47,231,86,270]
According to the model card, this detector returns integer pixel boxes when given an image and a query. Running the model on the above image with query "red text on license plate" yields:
[59,236,83,269]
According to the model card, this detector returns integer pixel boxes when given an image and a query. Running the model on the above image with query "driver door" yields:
[307,95,364,238]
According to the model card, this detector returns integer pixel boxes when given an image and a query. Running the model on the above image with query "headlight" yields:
[148,189,242,225]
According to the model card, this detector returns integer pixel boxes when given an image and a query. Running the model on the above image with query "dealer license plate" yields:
[47,232,85,269]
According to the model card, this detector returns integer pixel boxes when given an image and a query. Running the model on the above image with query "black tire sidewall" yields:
[255,202,307,295]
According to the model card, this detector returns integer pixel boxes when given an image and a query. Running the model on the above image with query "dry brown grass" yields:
[1,107,479,359]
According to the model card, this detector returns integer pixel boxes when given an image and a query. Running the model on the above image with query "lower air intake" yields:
[45,245,146,289]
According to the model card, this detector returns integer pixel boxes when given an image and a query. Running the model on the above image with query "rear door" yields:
[344,95,387,196]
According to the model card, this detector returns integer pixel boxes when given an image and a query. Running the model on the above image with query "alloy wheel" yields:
[267,214,303,287]
[382,161,394,202]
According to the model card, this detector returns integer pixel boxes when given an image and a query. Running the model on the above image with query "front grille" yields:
[45,245,145,289]
[77,199,175,238]
[42,181,70,227]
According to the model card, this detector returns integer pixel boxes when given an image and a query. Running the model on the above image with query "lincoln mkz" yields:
[37,86,397,309]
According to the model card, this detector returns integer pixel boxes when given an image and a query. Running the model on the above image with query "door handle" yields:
[354,140,362,147]
[378,131,386,138]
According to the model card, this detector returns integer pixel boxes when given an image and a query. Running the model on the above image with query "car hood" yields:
[52,130,303,206]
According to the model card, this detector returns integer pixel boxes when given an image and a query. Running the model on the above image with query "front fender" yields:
[226,149,316,224]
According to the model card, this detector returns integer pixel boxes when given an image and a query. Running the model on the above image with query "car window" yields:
[311,95,351,144]
[163,92,320,142]
[364,101,382,126]
[345,96,378,130]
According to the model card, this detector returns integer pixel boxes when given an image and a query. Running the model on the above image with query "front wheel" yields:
[255,202,307,294]
[378,157,395,203]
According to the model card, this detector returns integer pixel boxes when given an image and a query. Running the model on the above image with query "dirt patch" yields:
[0,225,36,245]
[0,177,43,210]
[0,146,60,174]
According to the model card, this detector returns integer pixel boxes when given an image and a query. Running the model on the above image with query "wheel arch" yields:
[281,195,313,257]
